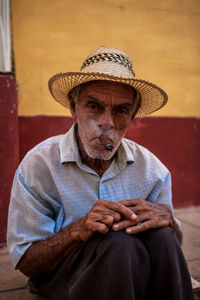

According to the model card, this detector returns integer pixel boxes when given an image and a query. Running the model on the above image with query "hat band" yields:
[80,53,135,76]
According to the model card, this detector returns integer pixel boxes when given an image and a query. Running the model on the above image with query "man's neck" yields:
[76,131,113,177]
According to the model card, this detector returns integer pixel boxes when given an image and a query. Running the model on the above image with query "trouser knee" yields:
[137,227,184,270]
[139,227,179,251]
[95,230,150,268]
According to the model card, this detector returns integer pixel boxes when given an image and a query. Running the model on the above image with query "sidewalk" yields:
[0,206,200,300]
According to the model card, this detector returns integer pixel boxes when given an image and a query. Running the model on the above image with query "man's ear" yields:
[69,100,77,118]
[131,110,137,121]
[131,92,141,121]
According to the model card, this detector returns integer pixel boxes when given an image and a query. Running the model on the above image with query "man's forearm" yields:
[16,220,82,278]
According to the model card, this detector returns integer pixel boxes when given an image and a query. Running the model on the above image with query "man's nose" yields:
[97,110,114,130]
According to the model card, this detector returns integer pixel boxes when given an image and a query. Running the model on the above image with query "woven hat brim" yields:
[48,72,168,117]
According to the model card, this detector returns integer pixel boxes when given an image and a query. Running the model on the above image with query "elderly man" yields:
[7,46,194,299]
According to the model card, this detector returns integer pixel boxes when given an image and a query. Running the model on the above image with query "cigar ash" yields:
[99,135,114,151]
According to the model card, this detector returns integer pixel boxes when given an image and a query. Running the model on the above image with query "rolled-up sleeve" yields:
[7,170,62,268]
[147,172,181,229]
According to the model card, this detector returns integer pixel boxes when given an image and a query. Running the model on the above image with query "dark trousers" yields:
[29,227,194,300]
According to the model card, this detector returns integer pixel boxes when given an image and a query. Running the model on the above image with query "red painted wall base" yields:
[0,75,19,244]
[18,116,200,209]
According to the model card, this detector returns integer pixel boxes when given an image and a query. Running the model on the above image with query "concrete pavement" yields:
[0,206,200,299]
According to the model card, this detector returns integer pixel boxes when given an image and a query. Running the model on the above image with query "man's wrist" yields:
[66,219,84,243]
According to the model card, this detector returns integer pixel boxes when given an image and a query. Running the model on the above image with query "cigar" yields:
[99,134,114,151]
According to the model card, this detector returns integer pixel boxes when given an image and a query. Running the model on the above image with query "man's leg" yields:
[29,228,193,300]
[69,231,151,300]
[30,231,151,300]
[138,227,194,300]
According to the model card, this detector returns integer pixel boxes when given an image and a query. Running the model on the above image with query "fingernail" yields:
[113,224,119,230]
[131,214,137,220]
[126,228,131,233]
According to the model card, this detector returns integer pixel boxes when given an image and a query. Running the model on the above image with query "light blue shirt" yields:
[7,123,174,267]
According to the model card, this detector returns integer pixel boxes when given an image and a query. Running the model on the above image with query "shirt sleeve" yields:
[7,169,64,268]
[146,171,181,229]
[147,172,173,210]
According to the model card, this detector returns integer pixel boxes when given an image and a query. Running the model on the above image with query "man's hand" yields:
[78,199,137,241]
[17,199,137,278]
[112,198,173,234]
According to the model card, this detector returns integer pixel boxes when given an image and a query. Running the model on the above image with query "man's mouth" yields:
[99,135,114,151]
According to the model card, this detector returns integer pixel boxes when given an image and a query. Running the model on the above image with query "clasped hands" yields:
[79,199,173,241]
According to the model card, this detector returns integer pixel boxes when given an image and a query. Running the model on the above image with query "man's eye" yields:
[88,102,97,110]
[119,109,127,114]
[116,108,129,115]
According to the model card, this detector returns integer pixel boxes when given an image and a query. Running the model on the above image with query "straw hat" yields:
[48,46,168,117]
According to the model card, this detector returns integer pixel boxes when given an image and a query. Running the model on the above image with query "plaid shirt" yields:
[7,123,174,267]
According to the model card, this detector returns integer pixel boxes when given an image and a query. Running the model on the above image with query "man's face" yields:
[71,81,136,160]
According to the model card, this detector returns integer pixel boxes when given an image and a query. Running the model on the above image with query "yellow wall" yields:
[11,0,200,117]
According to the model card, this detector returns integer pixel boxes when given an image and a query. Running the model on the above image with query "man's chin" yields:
[85,147,116,161]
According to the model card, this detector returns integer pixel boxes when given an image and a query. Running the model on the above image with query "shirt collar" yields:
[59,123,80,163]
[59,123,135,164]
[120,138,135,163]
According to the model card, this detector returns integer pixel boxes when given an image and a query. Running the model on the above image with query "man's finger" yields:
[112,219,134,231]
[119,198,143,207]
[100,215,115,227]
[102,200,138,221]
[94,206,121,223]
[125,219,170,235]
[112,212,152,231]
[85,216,109,234]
